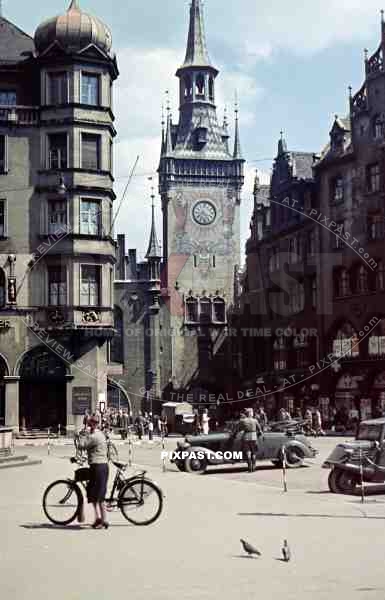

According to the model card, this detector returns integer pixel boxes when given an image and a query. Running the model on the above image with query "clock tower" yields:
[158,0,244,394]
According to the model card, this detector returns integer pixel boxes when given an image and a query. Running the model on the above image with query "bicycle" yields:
[42,454,164,527]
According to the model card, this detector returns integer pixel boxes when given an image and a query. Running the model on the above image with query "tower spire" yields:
[164,96,173,156]
[68,0,80,11]
[182,0,212,68]
[233,97,242,159]
[146,185,161,260]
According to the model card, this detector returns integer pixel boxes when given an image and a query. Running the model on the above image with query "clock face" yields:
[192,201,217,226]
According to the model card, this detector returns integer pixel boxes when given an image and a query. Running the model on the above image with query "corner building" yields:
[0,1,118,431]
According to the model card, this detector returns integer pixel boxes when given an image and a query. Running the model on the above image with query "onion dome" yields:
[34,0,112,56]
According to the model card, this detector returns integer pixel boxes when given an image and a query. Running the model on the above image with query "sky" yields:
[6,0,385,263]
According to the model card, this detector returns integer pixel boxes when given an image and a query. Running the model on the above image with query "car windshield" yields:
[356,424,381,441]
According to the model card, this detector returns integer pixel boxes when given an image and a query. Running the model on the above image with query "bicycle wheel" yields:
[108,443,119,462]
[119,479,163,526]
[43,480,82,526]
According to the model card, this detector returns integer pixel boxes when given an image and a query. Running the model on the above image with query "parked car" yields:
[323,417,385,494]
[171,422,318,474]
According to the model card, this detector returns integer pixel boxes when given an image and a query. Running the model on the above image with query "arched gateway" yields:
[18,347,68,430]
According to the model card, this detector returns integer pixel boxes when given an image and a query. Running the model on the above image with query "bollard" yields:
[282,446,288,493]
[128,430,133,468]
[58,424,61,438]
[47,427,51,456]
[162,433,166,473]
[359,447,365,504]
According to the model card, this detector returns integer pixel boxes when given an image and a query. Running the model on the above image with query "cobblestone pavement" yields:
[2,438,385,599]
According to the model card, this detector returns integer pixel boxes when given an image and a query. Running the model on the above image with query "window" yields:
[49,73,67,105]
[311,278,317,308]
[377,261,385,290]
[274,360,287,371]
[0,269,5,308]
[367,163,381,193]
[368,214,385,240]
[369,320,385,356]
[81,73,99,106]
[48,133,67,169]
[199,298,211,323]
[48,266,67,306]
[357,265,368,293]
[48,200,67,234]
[213,298,226,323]
[80,265,100,306]
[110,306,124,363]
[0,91,16,105]
[186,297,198,323]
[332,325,359,358]
[332,176,344,204]
[0,135,8,173]
[80,199,100,235]
[340,269,350,296]
[82,133,100,170]
[196,74,205,96]
[208,77,214,101]
[334,222,345,248]
[373,114,384,139]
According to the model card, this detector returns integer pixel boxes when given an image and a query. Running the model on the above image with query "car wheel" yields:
[285,446,305,468]
[185,454,207,474]
[336,471,359,495]
[328,469,340,493]
[271,459,283,468]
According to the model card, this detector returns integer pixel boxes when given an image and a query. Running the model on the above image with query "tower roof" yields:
[179,0,216,70]
[233,107,243,159]
[34,0,113,57]
[146,195,161,260]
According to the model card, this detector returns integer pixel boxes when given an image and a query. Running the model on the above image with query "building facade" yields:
[241,15,385,423]
[0,0,118,431]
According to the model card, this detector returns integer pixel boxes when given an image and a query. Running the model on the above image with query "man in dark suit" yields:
[238,408,263,472]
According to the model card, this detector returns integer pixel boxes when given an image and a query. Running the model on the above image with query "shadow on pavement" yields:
[20,523,85,530]
[204,464,308,476]
[238,512,385,520]
[232,554,260,560]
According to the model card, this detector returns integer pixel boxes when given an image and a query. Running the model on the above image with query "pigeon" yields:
[282,539,291,562]
[240,539,261,557]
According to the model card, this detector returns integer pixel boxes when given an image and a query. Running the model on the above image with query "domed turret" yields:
[34,0,112,56]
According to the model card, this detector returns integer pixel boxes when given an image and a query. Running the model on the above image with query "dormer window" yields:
[185,297,198,323]
[213,297,226,323]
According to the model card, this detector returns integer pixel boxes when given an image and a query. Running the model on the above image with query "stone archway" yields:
[19,347,68,430]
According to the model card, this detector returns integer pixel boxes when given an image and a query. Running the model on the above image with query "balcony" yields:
[32,306,114,336]
[0,106,39,126]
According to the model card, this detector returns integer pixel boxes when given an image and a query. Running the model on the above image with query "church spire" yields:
[68,0,80,11]
[182,0,212,68]
[164,110,173,156]
[146,188,161,260]
[233,102,242,159]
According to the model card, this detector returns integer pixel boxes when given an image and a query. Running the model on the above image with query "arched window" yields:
[373,114,384,139]
[110,306,124,363]
[199,296,212,323]
[184,75,192,98]
[0,268,5,308]
[213,297,226,323]
[208,77,214,101]
[357,265,368,293]
[369,319,385,356]
[195,74,205,97]
[185,297,198,323]
[332,323,359,358]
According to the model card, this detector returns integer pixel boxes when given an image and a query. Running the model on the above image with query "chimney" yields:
[128,249,137,280]
[117,234,126,280]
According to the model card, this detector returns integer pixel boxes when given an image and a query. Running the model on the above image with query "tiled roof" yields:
[0,17,34,65]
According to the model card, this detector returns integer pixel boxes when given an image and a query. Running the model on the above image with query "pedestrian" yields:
[148,414,154,441]
[83,410,90,430]
[193,410,201,435]
[313,408,324,436]
[201,409,210,435]
[160,414,168,437]
[257,407,267,432]
[121,410,129,440]
[135,412,145,440]
[237,408,262,472]
[75,415,109,529]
